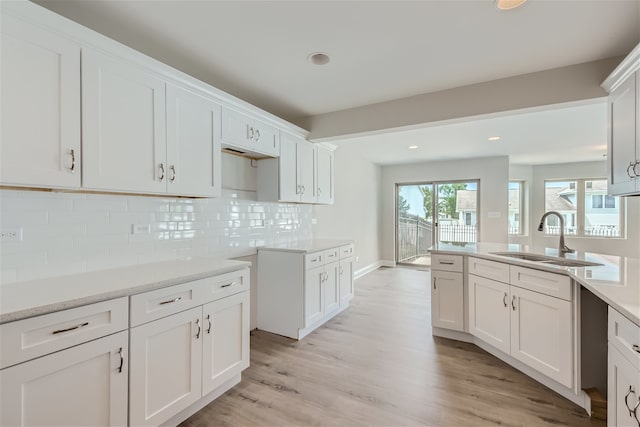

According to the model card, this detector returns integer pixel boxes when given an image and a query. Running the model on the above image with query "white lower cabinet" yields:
[467,257,574,388]
[608,344,640,427]
[432,270,464,332]
[0,331,129,427]
[130,285,250,426]
[258,243,354,340]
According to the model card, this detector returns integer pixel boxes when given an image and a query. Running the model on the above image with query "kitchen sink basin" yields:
[490,252,602,267]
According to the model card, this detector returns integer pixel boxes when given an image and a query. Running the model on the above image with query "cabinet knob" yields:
[247,126,254,140]
[255,129,260,142]
[634,161,640,178]
[628,162,636,179]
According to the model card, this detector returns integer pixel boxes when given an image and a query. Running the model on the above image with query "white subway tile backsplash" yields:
[0,189,312,283]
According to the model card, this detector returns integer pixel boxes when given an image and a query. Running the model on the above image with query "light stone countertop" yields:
[0,257,250,324]
[429,242,640,327]
[258,239,354,254]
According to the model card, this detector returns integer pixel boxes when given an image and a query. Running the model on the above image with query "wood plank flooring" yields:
[180,267,605,427]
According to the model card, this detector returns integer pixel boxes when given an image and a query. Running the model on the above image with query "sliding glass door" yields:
[396,180,479,266]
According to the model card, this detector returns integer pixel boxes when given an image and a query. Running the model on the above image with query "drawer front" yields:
[130,281,200,327]
[324,248,340,264]
[431,254,464,273]
[609,306,640,371]
[340,244,355,259]
[510,266,571,301]
[468,257,509,283]
[305,251,325,269]
[0,297,128,369]
[199,269,250,304]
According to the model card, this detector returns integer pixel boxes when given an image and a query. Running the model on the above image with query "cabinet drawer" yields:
[340,244,354,259]
[199,269,250,304]
[510,266,571,301]
[130,281,200,327]
[324,248,340,264]
[0,297,128,369]
[431,254,463,273]
[468,257,509,283]
[609,306,640,371]
[305,251,325,269]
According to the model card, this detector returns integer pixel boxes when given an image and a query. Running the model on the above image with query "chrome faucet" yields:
[537,211,574,257]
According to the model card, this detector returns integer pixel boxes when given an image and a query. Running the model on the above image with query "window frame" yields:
[508,180,525,236]
[543,178,625,239]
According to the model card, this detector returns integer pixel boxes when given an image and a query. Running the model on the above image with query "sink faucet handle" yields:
[561,245,575,254]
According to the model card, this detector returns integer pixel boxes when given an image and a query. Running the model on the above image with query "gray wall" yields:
[380,156,510,264]
[313,143,383,274]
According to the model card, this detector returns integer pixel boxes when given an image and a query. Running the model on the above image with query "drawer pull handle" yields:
[633,344,640,354]
[503,293,508,308]
[207,315,212,334]
[439,261,454,265]
[625,386,636,416]
[52,322,89,335]
[511,296,517,311]
[69,149,76,173]
[195,319,201,339]
[159,296,182,305]
[118,347,124,373]
[221,282,236,288]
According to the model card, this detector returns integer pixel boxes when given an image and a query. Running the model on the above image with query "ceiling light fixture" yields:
[495,0,527,10]
[308,52,330,66]
[488,136,501,141]
[408,145,419,149]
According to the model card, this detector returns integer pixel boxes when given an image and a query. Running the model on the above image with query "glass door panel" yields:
[435,181,478,245]
[396,184,434,265]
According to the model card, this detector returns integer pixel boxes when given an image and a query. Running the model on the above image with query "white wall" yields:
[527,161,640,258]
[0,154,312,284]
[313,143,383,274]
[380,156,510,264]
[509,164,533,247]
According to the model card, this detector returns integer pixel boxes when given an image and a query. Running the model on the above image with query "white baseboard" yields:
[354,261,383,279]
[380,259,396,268]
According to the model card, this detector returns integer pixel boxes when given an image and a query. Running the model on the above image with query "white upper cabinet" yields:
[221,107,280,157]
[277,132,300,202]
[166,84,222,197]
[297,141,316,203]
[1,13,81,189]
[315,145,334,204]
[603,43,640,196]
[82,49,167,194]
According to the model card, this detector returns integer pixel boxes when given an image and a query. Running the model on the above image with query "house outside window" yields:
[544,179,623,238]
[508,181,524,235]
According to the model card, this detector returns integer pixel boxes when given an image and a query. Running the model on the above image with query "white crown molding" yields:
[601,42,640,93]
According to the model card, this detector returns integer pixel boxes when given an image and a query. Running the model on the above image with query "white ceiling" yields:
[335,101,608,166]
[32,0,638,166]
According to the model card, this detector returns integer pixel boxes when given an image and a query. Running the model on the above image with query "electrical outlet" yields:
[1,228,23,242]
[311,218,317,225]
[131,224,151,234]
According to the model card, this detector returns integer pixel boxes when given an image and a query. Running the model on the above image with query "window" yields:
[508,181,524,235]
[544,179,623,238]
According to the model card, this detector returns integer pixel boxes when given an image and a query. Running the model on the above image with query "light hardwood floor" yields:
[181,267,604,427]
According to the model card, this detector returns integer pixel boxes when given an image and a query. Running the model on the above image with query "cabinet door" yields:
[279,133,301,202]
[324,261,340,316]
[608,344,640,427]
[82,49,167,193]
[253,119,279,157]
[221,108,254,151]
[468,274,510,354]
[1,14,81,188]
[431,270,464,332]
[130,307,202,426]
[166,84,221,197]
[297,141,316,203]
[510,287,573,388]
[339,257,355,308]
[608,72,638,196]
[304,266,324,327]
[315,146,334,204]
[0,331,128,427]
[202,292,250,395]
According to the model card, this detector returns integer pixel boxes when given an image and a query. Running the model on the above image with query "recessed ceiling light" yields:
[496,0,527,10]
[408,145,419,149]
[488,136,501,141]
[308,52,330,66]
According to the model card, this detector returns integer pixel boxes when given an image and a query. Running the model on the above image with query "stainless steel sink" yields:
[490,252,602,267]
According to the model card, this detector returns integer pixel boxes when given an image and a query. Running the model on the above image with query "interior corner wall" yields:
[530,161,640,258]
[509,164,534,247]
[312,143,383,273]
[380,156,510,264]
